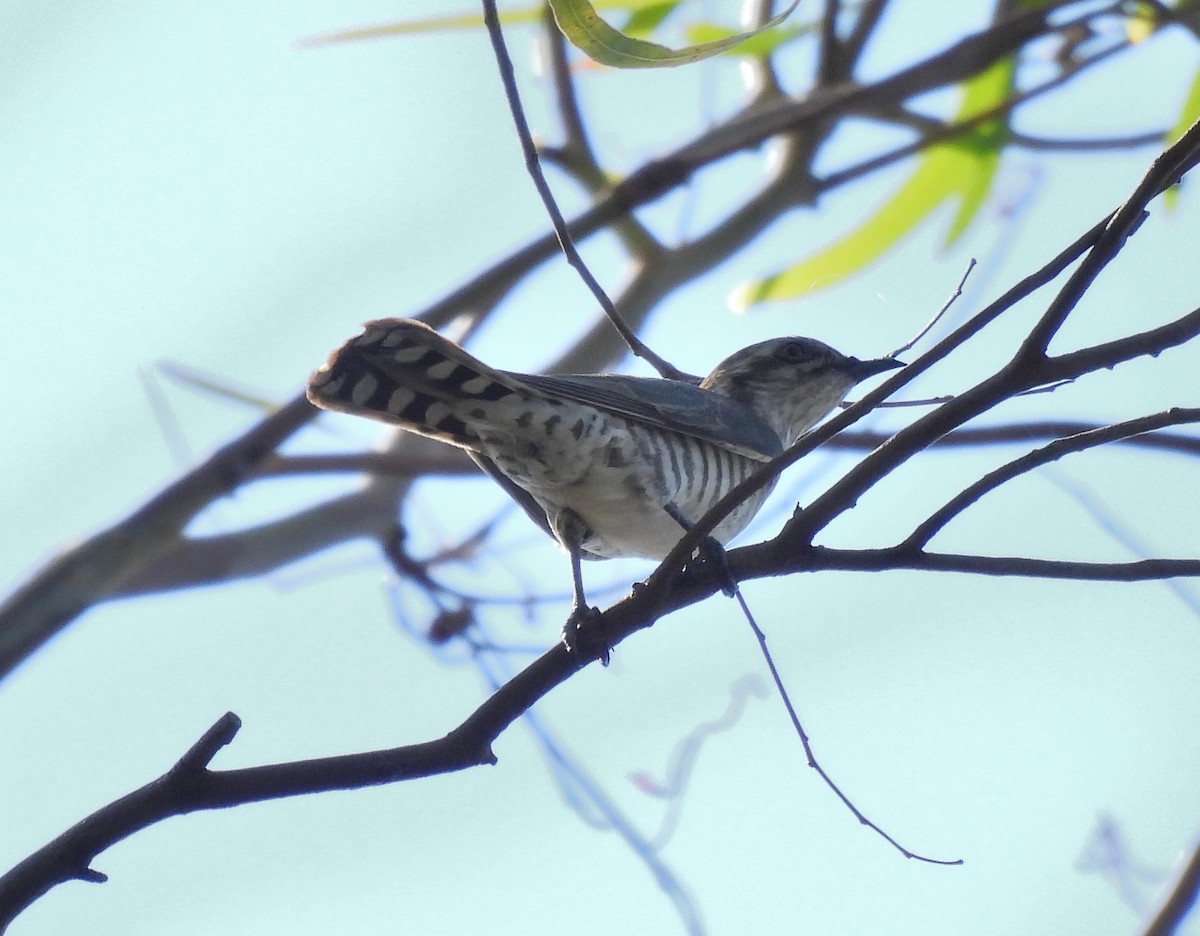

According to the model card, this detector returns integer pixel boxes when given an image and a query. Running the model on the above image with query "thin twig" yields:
[479,0,690,381]
[731,587,961,865]
[889,259,976,358]
[1009,129,1166,151]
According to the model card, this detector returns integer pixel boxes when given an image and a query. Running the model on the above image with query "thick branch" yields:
[9,530,1199,927]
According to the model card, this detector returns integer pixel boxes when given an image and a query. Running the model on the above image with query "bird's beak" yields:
[846,356,905,382]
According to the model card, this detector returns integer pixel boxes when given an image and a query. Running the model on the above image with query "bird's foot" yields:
[560,603,610,666]
[690,537,738,598]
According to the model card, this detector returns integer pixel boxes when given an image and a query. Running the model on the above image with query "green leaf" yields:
[622,0,681,39]
[301,0,671,45]
[548,0,801,68]
[683,22,808,59]
[1125,1,1160,43]
[732,59,1014,308]
[1167,67,1200,145]
[1164,66,1200,208]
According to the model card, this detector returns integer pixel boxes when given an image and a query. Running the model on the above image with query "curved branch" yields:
[1140,837,1200,936]
[905,408,1200,549]
[0,626,603,928]
[12,523,1199,929]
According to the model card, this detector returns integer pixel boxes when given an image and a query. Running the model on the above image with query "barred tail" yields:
[306,318,524,447]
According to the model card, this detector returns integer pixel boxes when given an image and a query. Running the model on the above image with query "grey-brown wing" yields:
[510,372,783,462]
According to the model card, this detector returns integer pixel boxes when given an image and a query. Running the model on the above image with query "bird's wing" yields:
[511,372,783,462]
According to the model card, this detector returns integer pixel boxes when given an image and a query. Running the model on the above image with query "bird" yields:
[307,318,902,657]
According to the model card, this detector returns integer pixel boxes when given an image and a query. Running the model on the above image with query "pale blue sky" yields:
[3,3,1200,934]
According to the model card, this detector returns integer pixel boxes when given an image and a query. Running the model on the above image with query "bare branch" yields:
[889,259,976,359]
[905,409,1200,549]
[1140,838,1200,936]
[1019,116,1200,355]
[732,545,1200,584]
[480,0,690,381]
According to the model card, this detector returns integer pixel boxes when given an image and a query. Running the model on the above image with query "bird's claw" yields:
[693,537,737,598]
[561,604,610,666]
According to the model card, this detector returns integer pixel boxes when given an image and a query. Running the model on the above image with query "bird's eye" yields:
[777,340,813,363]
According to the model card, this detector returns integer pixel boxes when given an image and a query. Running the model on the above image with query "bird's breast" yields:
[477,407,773,560]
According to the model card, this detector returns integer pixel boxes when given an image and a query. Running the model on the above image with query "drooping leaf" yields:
[732,58,1014,308]
[547,0,801,68]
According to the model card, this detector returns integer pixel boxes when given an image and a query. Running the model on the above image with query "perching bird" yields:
[307,318,902,654]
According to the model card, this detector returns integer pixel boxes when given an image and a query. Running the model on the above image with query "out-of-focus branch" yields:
[249,423,1200,480]
[0,396,318,681]
[252,447,477,479]
[0,0,1173,683]
[816,0,841,85]
[419,0,1081,338]
[842,0,890,68]
[1009,130,1166,151]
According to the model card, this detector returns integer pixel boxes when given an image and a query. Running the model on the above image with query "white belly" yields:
[479,408,772,560]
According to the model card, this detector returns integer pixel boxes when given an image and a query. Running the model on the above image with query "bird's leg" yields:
[557,510,610,665]
[664,502,737,598]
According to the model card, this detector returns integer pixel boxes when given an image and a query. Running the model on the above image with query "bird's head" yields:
[700,337,903,447]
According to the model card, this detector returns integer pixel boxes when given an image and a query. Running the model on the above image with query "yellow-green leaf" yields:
[548,0,800,68]
[301,0,670,46]
[683,22,808,59]
[1125,1,1160,42]
[1164,66,1200,208]
[732,59,1013,308]
[622,0,681,39]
